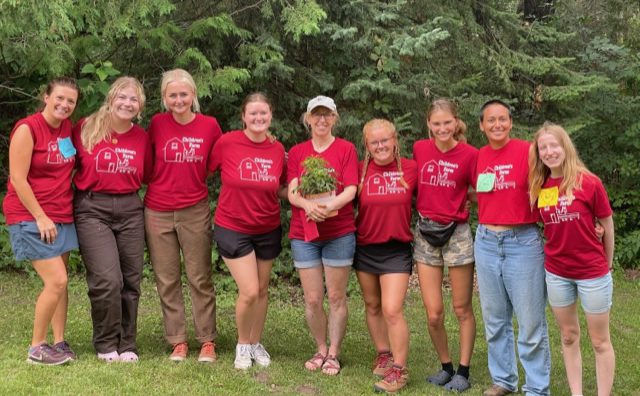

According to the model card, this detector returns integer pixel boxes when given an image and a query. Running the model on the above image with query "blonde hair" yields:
[358,119,408,195]
[528,122,593,206]
[81,76,145,152]
[161,68,200,113]
[241,92,276,143]
[426,99,467,143]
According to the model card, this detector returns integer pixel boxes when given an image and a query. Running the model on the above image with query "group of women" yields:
[4,73,615,395]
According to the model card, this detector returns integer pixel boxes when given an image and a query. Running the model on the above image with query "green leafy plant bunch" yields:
[295,156,337,196]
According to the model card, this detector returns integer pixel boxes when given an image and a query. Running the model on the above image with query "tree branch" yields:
[230,0,266,17]
[0,84,37,100]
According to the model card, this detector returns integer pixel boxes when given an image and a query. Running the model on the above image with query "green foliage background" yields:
[1,0,639,273]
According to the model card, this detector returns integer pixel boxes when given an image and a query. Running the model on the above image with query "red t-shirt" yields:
[209,130,286,234]
[287,138,358,241]
[72,120,151,194]
[413,139,478,223]
[144,112,222,211]
[539,174,612,279]
[356,158,417,245]
[475,139,537,225]
[3,113,75,224]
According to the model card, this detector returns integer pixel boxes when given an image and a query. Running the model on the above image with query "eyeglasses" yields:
[311,113,336,120]
[367,138,392,147]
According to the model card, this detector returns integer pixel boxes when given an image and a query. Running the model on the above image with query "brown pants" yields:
[144,199,217,344]
[74,191,145,354]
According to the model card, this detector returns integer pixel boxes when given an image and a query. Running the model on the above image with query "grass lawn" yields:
[0,270,638,395]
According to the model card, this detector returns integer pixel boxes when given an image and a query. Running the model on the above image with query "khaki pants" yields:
[74,191,145,354]
[144,199,217,344]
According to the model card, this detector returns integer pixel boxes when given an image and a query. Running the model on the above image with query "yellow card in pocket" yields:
[538,186,559,208]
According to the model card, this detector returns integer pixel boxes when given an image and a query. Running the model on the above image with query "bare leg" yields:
[51,252,71,344]
[551,304,583,395]
[448,264,476,366]
[249,258,274,343]
[224,252,261,344]
[298,266,328,356]
[31,256,68,346]
[417,262,450,363]
[356,271,389,353]
[379,273,410,366]
[324,265,350,359]
[585,312,615,396]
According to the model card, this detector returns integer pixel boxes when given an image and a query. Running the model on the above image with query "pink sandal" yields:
[304,352,326,371]
[321,355,341,375]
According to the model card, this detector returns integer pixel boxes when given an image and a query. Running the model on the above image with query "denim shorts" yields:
[291,233,356,268]
[546,270,613,314]
[8,221,78,261]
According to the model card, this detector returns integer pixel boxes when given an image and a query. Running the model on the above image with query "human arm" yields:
[278,184,289,200]
[321,185,357,216]
[467,189,477,204]
[598,216,615,270]
[288,177,326,221]
[8,125,58,243]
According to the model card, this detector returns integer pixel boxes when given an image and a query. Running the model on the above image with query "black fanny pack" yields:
[418,217,457,247]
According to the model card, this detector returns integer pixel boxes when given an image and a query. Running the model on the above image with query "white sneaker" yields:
[97,351,119,362]
[251,343,271,367]
[119,351,139,362]
[234,344,253,370]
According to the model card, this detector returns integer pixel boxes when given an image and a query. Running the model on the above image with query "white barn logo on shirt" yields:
[482,166,516,190]
[47,141,73,164]
[420,160,457,188]
[542,196,580,224]
[239,157,277,182]
[95,148,137,174]
[163,137,204,163]
[366,172,406,195]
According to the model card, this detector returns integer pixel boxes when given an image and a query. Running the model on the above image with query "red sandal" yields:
[304,352,326,371]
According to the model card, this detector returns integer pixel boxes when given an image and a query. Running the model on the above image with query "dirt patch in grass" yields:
[295,384,319,395]
[624,268,640,280]
[253,371,271,384]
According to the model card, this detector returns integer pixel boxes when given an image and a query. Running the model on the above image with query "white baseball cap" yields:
[307,95,337,113]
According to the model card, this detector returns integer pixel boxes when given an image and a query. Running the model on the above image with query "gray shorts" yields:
[413,222,474,267]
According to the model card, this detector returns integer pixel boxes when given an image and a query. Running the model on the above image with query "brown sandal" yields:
[304,352,326,371]
[321,355,341,375]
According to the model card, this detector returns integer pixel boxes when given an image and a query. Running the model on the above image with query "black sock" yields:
[456,364,470,379]
[442,361,455,376]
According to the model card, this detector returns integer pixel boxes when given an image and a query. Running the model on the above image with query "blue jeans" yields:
[475,224,551,396]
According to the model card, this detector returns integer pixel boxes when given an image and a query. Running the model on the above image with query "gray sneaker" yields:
[53,341,77,361]
[27,344,71,365]
[234,344,253,370]
[251,343,271,367]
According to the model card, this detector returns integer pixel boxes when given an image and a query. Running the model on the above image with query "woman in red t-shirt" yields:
[73,77,150,363]
[529,122,615,396]
[287,96,358,375]
[354,119,417,393]
[209,92,286,370]
[413,99,477,392]
[3,77,79,365]
[145,69,221,363]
